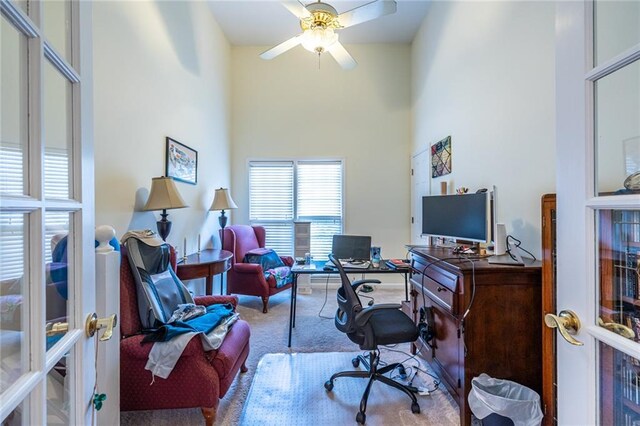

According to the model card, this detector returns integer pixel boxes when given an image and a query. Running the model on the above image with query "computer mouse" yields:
[380,265,388,270]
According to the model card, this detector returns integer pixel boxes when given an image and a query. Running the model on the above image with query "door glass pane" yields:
[1,16,28,196]
[45,211,71,349]
[47,349,71,425]
[3,400,26,425]
[44,61,72,200]
[594,60,640,196]
[598,209,640,337]
[42,0,71,63]
[594,1,640,66]
[0,212,27,393]
[600,342,640,424]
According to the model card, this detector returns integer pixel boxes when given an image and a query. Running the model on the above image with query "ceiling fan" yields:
[260,0,398,70]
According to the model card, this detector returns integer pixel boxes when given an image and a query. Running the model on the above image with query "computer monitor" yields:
[331,235,372,261]
[421,192,491,244]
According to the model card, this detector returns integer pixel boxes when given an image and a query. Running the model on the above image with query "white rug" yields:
[240,351,459,425]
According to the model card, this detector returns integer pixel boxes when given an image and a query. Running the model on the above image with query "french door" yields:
[0,0,95,424]
[554,0,640,424]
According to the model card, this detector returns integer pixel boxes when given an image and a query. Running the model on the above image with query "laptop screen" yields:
[331,235,372,261]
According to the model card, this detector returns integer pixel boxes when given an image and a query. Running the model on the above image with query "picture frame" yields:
[165,137,197,185]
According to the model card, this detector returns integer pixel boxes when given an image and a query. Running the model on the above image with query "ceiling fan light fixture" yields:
[300,27,338,54]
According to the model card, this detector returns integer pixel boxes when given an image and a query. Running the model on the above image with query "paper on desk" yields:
[298,264,316,270]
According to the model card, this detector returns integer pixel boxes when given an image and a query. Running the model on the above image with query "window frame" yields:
[247,158,345,259]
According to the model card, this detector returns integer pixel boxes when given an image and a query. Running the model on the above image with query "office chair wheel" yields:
[356,411,366,424]
[324,380,334,392]
[411,402,420,414]
[352,357,360,368]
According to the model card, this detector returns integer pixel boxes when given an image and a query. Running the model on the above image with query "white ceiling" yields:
[207,0,431,46]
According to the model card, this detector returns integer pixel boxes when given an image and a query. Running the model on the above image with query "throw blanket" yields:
[145,313,239,380]
[142,303,235,343]
[244,248,292,289]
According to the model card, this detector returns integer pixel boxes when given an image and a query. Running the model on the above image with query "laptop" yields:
[328,235,372,269]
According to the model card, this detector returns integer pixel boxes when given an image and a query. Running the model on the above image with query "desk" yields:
[176,249,233,295]
[288,260,410,347]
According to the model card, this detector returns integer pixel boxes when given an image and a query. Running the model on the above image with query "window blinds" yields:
[249,160,343,259]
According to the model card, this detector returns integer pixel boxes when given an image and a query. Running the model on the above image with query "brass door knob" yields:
[544,310,583,346]
[598,317,635,339]
[85,313,118,341]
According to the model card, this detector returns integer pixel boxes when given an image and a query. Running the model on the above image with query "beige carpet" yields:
[240,351,459,425]
[121,286,460,425]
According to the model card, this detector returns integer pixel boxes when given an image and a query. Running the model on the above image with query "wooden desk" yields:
[176,249,233,295]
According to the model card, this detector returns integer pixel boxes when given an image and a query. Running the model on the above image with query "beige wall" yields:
[412,1,556,256]
[230,44,412,259]
[93,0,231,255]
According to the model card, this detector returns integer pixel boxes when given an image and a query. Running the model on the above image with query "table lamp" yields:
[143,176,188,241]
[210,187,237,249]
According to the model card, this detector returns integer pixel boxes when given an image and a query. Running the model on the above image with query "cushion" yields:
[243,249,285,270]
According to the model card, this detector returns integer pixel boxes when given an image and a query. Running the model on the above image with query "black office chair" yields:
[324,254,420,424]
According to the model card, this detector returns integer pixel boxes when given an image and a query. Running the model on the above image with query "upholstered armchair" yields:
[221,225,294,313]
[120,245,251,425]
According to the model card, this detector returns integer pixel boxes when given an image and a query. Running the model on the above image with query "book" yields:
[386,259,410,269]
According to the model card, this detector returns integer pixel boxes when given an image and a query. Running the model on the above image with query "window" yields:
[249,160,343,259]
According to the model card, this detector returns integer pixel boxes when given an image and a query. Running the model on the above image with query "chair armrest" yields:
[280,256,294,267]
[194,295,238,308]
[351,279,381,292]
[354,303,402,327]
[121,333,208,360]
[234,263,264,274]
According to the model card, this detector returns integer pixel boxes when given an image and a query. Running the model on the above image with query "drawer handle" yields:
[436,286,446,292]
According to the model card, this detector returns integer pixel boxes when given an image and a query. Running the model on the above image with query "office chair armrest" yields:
[354,303,402,326]
[351,279,381,291]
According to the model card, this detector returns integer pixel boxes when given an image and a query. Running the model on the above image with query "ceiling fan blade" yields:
[260,35,303,60]
[328,42,357,70]
[338,0,397,29]
[282,1,311,19]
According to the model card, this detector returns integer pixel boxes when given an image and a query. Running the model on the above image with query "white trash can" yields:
[468,373,543,426]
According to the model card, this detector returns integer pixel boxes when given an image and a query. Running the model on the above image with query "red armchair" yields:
[120,245,250,425]
[221,225,294,313]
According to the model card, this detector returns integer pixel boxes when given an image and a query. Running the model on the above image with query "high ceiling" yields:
[207,0,431,46]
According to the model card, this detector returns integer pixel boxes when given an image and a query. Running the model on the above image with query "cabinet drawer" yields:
[422,275,456,313]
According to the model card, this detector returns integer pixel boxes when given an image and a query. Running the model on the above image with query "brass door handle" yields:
[46,322,68,336]
[85,313,118,341]
[544,310,583,346]
[598,317,635,339]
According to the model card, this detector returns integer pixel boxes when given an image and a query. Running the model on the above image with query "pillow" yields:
[244,248,285,271]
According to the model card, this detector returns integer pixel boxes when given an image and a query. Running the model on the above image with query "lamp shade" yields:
[143,176,188,211]
[210,188,238,211]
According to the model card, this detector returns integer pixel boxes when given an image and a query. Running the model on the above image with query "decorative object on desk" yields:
[456,187,469,194]
[431,135,451,178]
[143,176,188,241]
[210,187,238,249]
[371,246,381,267]
[165,137,197,185]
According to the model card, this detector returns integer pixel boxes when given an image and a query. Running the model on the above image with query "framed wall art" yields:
[431,135,452,178]
[165,137,197,185]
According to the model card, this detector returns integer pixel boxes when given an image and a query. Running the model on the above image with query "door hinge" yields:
[457,329,461,338]
[457,379,461,388]
[411,217,414,224]
[411,169,414,176]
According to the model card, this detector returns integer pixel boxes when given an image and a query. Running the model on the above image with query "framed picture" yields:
[165,137,197,185]
[431,135,452,178]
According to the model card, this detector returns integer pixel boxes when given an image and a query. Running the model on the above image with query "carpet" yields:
[240,351,460,426]
[121,286,460,425]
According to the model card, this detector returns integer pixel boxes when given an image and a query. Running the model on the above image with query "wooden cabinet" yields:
[409,247,542,425]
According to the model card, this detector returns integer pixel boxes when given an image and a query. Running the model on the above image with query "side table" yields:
[176,249,233,295]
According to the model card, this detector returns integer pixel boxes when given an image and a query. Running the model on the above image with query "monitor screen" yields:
[421,193,489,243]
[331,235,372,260]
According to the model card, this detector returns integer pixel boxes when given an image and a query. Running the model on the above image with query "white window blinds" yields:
[249,160,343,259]
[249,162,294,256]
[297,161,343,260]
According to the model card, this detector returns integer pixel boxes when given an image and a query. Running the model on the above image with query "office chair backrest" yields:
[330,254,363,334]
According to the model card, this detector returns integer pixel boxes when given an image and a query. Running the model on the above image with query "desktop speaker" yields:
[494,223,507,255]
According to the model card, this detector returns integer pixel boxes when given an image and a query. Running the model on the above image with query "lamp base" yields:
[157,211,172,241]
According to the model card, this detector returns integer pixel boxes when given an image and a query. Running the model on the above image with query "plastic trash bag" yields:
[468,373,543,426]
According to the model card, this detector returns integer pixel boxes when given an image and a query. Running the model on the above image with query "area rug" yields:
[239,351,459,425]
